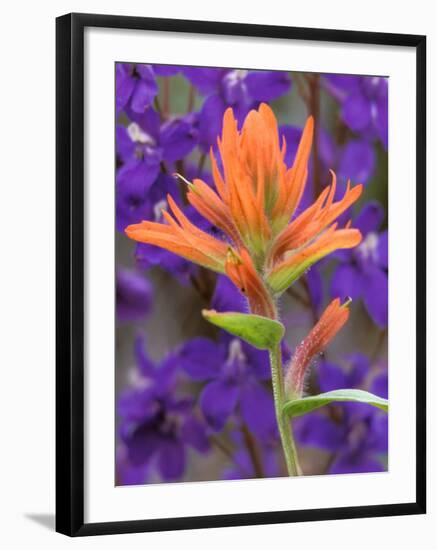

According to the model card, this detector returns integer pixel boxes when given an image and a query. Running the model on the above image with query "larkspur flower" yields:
[116,108,198,228]
[183,68,291,150]
[323,74,388,150]
[116,63,158,114]
[126,104,363,318]
[331,201,388,327]
[118,336,210,481]
[294,355,388,474]
[178,335,281,441]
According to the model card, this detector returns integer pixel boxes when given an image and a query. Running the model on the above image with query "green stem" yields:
[269,344,301,476]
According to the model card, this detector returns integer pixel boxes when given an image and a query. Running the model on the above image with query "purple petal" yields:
[374,90,388,149]
[125,425,161,466]
[198,93,226,150]
[294,412,345,451]
[181,417,210,453]
[240,342,271,380]
[354,201,384,235]
[116,269,152,322]
[116,126,135,162]
[370,371,388,399]
[116,447,149,485]
[157,438,186,480]
[342,92,372,132]
[117,154,161,195]
[377,230,388,269]
[130,65,158,113]
[221,70,250,105]
[177,337,224,381]
[331,263,363,302]
[182,67,225,94]
[367,413,388,453]
[160,117,198,162]
[200,378,239,431]
[130,106,161,140]
[318,361,351,393]
[118,389,157,422]
[245,70,291,102]
[318,127,337,171]
[116,64,135,112]
[135,242,194,283]
[279,125,302,167]
[133,335,155,377]
[306,267,323,312]
[330,452,385,474]
[211,275,247,313]
[239,380,277,441]
[344,353,371,387]
[363,267,388,327]
[338,140,375,184]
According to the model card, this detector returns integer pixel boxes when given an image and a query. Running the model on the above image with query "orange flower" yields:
[125,103,363,315]
[285,298,351,398]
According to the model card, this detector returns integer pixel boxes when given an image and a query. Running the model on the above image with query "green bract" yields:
[202,310,285,350]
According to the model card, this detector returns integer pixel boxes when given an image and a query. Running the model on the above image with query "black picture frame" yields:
[56,12,426,537]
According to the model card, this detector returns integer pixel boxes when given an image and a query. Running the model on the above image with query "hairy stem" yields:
[269,344,301,476]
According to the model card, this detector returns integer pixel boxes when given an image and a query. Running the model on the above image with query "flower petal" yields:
[294,412,345,451]
[331,262,363,302]
[200,378,239,431]
[157,438,186,480]
[245,71,291,102]
[177,337,224,381]
[181,417,210,453]
[240,379,277,441]
[363,267,388,327]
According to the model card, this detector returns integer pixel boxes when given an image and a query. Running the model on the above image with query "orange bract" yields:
[125,103,363,317]
[285,298,351,397]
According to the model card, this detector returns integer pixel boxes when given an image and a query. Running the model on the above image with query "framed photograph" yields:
[56,12,426,536]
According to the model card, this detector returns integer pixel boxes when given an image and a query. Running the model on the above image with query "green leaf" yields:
[202,309,285,350]
[283,389,388,418]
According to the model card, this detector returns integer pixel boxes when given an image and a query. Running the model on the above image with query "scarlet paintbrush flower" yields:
[126,103,363,317]
[284,298,351,398]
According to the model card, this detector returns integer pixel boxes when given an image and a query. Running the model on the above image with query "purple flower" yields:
[323,74,388,149]
[179,335,277,442]
[116,445,149,485]
[331,201,388,327]
[116,268,153,322]
[294,354,388,474]
[116,107,198,231]
[118,336,210,482]
[184,67,291,150]
[116,63,158,113]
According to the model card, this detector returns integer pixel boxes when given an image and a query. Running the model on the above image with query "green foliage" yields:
[283,389,388,417]
[202,310,285,350]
